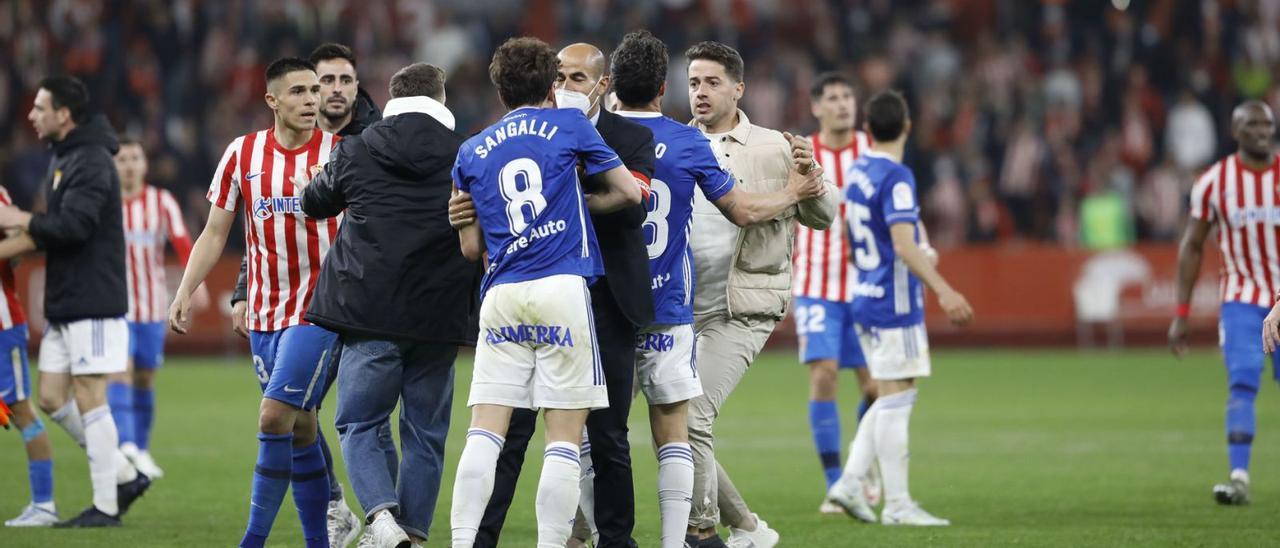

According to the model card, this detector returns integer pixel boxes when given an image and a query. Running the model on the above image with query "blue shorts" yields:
[249,325,339,410]
[0,324,30,405]
[1219,302,1280,387]
[128,321,167,370]
[794,297,866,369]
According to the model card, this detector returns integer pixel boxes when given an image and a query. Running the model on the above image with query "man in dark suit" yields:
[450,42,656,548]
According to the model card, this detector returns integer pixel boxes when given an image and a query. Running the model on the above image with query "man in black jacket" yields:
[453,42,657,548]
[227,42,384,546]
[298,62,479,547]
[0,76,149,527]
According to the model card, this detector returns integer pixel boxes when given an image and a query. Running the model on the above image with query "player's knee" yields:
[258,405,294,435]
[37,394,64,416]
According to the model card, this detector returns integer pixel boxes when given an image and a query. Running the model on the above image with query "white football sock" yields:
[657,443,695,548]
[839,406,879,488]
[537,441,582,548]
[451,428,504,548]
[873,389,917,508]
[82,405,120,515]
[50,400,86,448]
[577,429,598,543]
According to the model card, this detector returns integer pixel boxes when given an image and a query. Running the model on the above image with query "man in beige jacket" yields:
[682,41,840,548]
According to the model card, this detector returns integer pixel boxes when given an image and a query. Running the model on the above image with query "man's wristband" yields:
[1175,303,1191,319]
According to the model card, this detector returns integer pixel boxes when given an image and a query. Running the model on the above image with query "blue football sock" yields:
[317,429,342,502]
[1227,382,1257,472]
[857,397,873,421]
[29,458,53,504]
[133,387,155,451]
[808,399,842,487]
[292,440,331,547]
[244,432,293,544]
[107,382,135,446]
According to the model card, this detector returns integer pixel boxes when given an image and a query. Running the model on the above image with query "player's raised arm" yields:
[711,162,825,227]
[169,205,235,334]
[584,164,643,213]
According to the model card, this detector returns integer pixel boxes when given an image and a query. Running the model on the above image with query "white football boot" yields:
[5,503,59,527]
[825,476,876,523]
[132,450,165,479]
[328,498,362,548]
[880,500,950,526]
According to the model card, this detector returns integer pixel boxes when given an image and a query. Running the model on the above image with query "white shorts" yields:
[38,317,128,376]
[856,322,931,381]
[470,275,608,410]
[634,324,702,405]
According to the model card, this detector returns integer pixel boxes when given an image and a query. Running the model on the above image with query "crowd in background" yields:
[1,0,1277,250]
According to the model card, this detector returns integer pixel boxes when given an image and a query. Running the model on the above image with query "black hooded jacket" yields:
[300,109,480,344]
[29,114,127,321]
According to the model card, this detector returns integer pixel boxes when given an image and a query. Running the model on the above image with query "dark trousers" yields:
[475,280,640,548]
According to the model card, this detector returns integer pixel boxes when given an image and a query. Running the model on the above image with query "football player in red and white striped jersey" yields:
[791,73,881,513]
[105,138,205,481]
[1173,100,1278,506]
[168,57,340,547]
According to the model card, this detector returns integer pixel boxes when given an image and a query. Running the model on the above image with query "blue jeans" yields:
[334,335,456,540]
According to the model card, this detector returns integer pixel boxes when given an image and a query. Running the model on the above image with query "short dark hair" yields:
[489,37,558,109]
[684,41,744,82]
[38,75,91,124]
[610,30,668,107]
[864,90,909,142]
[117,135,143,148]
[810,72,854,100]
[390,63,446,101]
[265,57,316,85]
[310,43,357,69]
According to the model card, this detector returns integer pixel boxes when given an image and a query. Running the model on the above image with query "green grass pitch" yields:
[2,348,1279,546]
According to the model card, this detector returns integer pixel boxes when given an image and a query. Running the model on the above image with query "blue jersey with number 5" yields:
[845,150,923,328]
[453,107,622,297]
[618,112,734,324]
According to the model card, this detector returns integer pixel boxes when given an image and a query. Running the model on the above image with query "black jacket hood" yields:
[55,114,119,156]
[362,112,456,179]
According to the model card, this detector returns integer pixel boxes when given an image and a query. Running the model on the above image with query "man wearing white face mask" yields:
[450,42,658,548]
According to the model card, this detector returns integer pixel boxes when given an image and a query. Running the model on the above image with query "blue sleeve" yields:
[574,113,624,177]
[689,137,735,201]
[882,166,920,226]
[452,144,470,192]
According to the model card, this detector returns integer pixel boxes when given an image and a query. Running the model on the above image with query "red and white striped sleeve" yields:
[1189,160,1219,223]
[207,137,242,211]
[159,188,193,265]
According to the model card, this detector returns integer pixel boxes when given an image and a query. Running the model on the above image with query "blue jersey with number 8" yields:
[845,150,924,328]
[453,107,622,297]
[617,112,734,324]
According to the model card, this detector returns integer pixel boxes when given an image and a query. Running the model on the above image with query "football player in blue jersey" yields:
[447,37,644,548]
[824,91,973,527]
[607,30,826,547]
